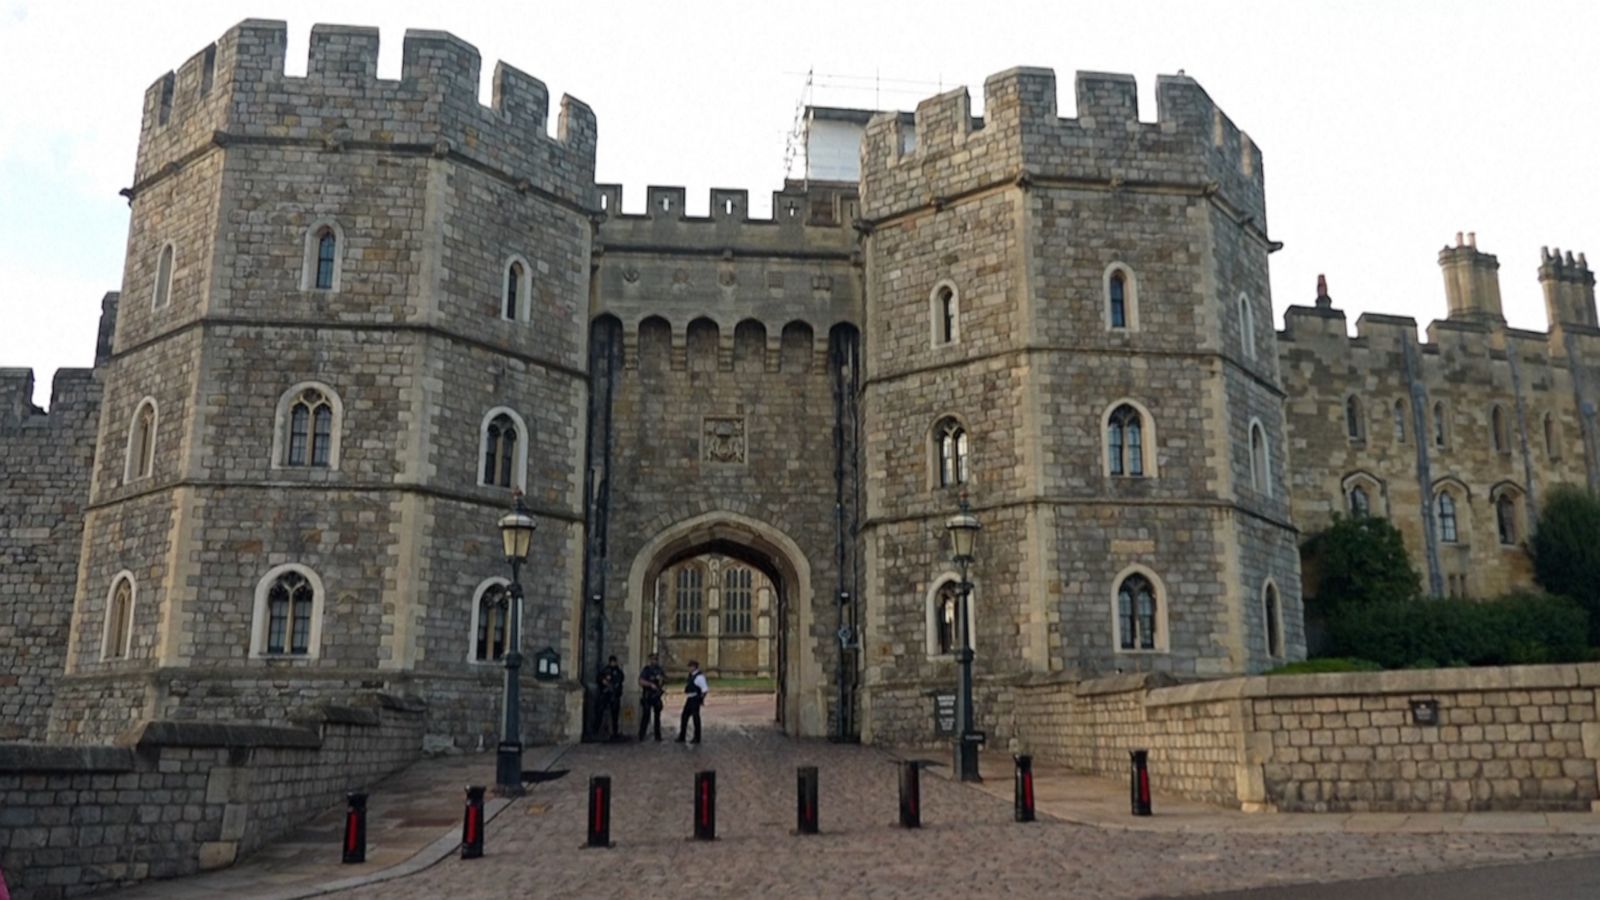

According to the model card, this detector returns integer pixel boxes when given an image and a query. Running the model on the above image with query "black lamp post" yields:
[945,496,982,782]
[494,491,536,797]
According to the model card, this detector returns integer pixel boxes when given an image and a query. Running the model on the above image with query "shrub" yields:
[1302,514,1421,610]
[1531,485,1600,644]
[1264,657,1382,675]
[1326,592,1588,669]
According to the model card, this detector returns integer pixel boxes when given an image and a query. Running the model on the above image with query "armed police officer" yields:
[596,654,625,740]
[675,659,709,744]
[637,653,666,742]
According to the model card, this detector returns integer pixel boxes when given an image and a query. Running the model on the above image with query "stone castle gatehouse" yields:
[3,20,1595,751]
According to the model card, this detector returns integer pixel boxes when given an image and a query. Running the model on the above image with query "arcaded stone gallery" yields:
[4,19,1597,759]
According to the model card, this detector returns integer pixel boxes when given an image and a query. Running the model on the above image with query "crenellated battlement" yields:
[593,182,860,263]
[859,67,1265,225]
[132,20,596,207]
[594,184,858,229]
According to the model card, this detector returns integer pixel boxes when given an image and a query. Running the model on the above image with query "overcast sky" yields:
[3,0,1597,407]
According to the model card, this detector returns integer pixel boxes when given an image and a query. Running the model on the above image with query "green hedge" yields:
[1264,657,1383,675]
[1326,592,1589,669]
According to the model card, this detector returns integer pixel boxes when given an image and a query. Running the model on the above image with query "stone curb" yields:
[233,743,574,900]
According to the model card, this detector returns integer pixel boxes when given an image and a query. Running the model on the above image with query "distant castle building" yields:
[2,20,1593,749]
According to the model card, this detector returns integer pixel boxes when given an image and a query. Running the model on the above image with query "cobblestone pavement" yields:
[334,695,1600,900]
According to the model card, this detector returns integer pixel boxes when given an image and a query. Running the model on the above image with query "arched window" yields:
[1239,294,1256,360]
[1349,485,1370,517]
[1345,395,1364,442]
[1107,404,1145,477]
[1393,400,1407,443]
[935,418,968,488]
[1545,413,1559,459]
[674,565,704,635]
[1496,492,1519,545]
[302,220,344,291]
[1433,402,1448,448]
[930,283,959,345]
[1491,405,1508,453]
[102,574,135,661]
[1117,573,1159,651]
[152,243,175,310]
[125,398,157,483]
[286,387,335,467]
[1105,264,1137,331]
[1263,583,1282,659]
[1249,420,1270,496]
[723,566,754,635]
[1438,492,1459,544]
[474,582,510,662]
[479,409,526,490]
[503,256,531,322]
[925,574,976,658]
[254,567,320,657]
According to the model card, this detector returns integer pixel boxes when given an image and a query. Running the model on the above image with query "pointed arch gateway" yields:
[625,511,819,737]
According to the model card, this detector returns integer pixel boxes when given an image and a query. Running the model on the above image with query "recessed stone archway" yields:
[625,510,821,737]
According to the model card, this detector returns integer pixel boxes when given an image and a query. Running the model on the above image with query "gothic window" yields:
[475,582,510,662]
[1107,404,1145,477]
[935,417,969,488]
[152,243,174,310]
[1545,413,1559,459]
[723,567,754,635]
[935,582,959,656]
[1496,492,1519,545]
[674,565,704,635]
[1264,583,1282,659]
[1393,400,1407,443]
[1349,485,1370,517]
[126,398,157,483]
[102,575,134,661]
[1345,395,1364,442]
[479,409,526,490]
[1438,491,1459,544]
[258,568,318,656]
[931,283,959,345]
[302,220,344,291]
[1433,402,1448,448]
[1106,264,1136,331]
[1491,405,1509,454]
[1239,294,1256,360]
[1249,420,1271,496]
[285,388,335,467]
[1117,573,1158,651]
[503,257,531,322]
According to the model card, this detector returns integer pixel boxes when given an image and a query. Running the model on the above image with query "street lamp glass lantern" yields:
[498,500,537,563]
[945,504,981,563]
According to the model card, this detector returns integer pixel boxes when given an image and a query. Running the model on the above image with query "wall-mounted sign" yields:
[1410,698,1439,726]
[933,693,956,736]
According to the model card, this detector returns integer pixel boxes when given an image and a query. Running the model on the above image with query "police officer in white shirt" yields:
[675,660,709,744]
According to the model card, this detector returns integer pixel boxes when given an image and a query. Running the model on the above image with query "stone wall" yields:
[0,697,423,899]
[1015,665,1600,813]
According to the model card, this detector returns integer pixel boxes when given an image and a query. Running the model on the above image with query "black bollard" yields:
[342,792,368,864]
[1014,754,1035,823]
[897,760,921,828]
[796,766,820,834]
[587,775,612,848]
[694,770,717,840]
[461,785,485,859]
[1130,749,1152,816]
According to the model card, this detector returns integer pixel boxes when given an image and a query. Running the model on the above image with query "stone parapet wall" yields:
[0,696,423,899]
[1015,665,1600,813]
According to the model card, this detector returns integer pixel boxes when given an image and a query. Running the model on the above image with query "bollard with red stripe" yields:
[587,776,612,848]
[461,785,486,859]
[342,792,368,864]
[796,766,819,834]
[897,760,920,829]
[693,770,717,840]
[1014,754,1036,823]
[1130,749,1152,816]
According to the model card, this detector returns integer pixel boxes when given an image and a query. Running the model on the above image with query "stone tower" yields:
[856,68,1302,744]
[50,21,596,745]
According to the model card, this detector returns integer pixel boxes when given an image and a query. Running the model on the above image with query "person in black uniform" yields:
[676,659,709,744]
[596,655,625,740]
[637,653,666,742]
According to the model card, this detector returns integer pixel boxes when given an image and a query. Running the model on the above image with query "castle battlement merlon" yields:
[131,20,597,206]
[593,184,859,258]
[859,67,1265,225]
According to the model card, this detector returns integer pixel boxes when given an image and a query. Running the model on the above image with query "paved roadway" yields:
[1181,853,1600,899]
[335,694,1600,899]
